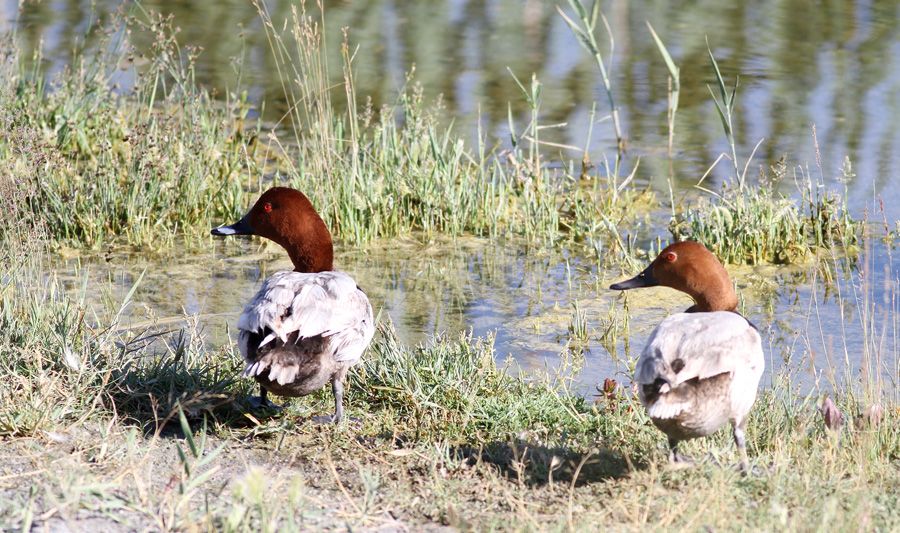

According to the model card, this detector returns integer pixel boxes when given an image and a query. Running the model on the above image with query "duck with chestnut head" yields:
[212,187,375,423]
[610,241,764,470]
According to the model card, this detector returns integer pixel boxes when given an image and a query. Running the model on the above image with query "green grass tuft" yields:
[670,178,859,265]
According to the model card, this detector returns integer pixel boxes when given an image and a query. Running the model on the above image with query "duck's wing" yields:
[634,311,763,388]
[236,270,375,365]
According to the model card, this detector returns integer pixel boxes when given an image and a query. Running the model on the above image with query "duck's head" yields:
[212,187,333,273]
[609,241,737,312]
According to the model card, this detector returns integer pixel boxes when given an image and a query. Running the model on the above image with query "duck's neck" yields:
[288,250,332,273]
[274,208,335,273]
[686,283,738,313]
[285,237,333,273]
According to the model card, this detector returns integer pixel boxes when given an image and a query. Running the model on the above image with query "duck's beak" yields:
[610,264,658,290]
[211,215,254,236]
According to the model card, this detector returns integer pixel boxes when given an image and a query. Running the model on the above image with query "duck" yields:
[211,187,375,423]
[609,241,764,470]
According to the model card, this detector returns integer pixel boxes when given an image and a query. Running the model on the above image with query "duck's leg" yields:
[733,419,750,473]
[331,378,344,424]
[668,437,683,463]
[666,437,695,468]
[247,385,281,410]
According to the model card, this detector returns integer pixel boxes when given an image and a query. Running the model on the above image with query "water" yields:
[10,0,900,395]
[52,235,899,397]
[8,0,900,216]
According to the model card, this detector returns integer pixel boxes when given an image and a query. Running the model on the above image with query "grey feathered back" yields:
[236,271,375,371]
[635,311,763,387]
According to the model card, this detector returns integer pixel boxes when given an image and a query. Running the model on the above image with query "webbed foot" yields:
[666,453,695,470]
[310,413,361,425]
[311,414,341,425]
[247,388,282,412]
[666,438,695,469]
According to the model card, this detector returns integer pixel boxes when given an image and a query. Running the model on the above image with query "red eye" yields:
[263,202,273,213]
[663,251,677,263]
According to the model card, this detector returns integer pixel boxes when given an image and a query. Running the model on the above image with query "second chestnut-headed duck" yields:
[610,241,764,470]
[212,187,375,423]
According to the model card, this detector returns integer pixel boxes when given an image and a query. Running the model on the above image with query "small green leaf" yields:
[646,22,680,85]
[177,405,198,459]
[706,38,729,103]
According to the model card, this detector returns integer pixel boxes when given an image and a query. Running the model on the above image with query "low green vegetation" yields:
[0,250,897,529]
[1,19,252,250]
[670,178,860,265]
[1,7,859,266]
[0,3,895,532]
[0,9,648,258]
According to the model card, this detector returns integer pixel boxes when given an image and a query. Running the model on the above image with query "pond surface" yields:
[54,235,899,398]
[9,0,900,396]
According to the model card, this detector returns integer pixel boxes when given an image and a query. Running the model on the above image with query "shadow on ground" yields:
[452,439,636,486]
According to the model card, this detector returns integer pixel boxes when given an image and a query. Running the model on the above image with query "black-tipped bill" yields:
[211,216,254,236]
[609,264,658,290]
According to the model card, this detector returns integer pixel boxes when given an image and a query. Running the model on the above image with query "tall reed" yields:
[558,0,624,157]
[706,43,753,188]
[646,22,679,155]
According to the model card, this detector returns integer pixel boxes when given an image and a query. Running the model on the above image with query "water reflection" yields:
[6,0,900,218]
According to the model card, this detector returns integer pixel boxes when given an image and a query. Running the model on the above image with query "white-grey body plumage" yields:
[236,270,375,420]
[635,311,764,464]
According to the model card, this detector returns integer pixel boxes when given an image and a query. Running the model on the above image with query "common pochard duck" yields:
[212,187,375,423]
[610,241,764,470]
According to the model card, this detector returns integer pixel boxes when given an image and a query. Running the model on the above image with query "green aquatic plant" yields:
[2,14,252,250]
[669,165,859,265]
[557,0,624,156]
[646,22,680,155]
[506,68,544,176]
[255,1,642,251]
[706,43,745,188]
[0,6,641,255]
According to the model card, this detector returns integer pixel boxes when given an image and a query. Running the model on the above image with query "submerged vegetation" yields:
[0,1,896,531]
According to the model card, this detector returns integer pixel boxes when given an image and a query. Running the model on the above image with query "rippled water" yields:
[7,0,900,216]
[53,235,899,397]
[10,0,900,395]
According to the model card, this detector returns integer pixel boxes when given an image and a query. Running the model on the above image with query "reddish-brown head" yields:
[212,187,334,273]
[609,241,737,312]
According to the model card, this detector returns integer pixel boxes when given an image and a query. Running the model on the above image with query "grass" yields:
[2,16,252,250]
[558,0,624,156]
[0,172,895,530]
[0,6,648,259]
[706,43,745,188]
[669,161,860,265]
[1,4,861,271]
[1,3,897,531]
[646,22,680,156]
[0,254,897,529]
